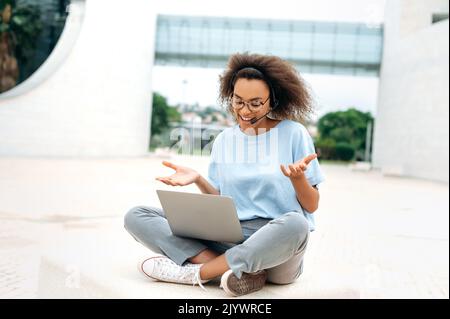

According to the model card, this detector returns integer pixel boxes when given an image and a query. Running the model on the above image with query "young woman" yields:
[124,52,325,297]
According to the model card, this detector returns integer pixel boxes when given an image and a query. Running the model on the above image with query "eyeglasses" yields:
[231,94,270,111]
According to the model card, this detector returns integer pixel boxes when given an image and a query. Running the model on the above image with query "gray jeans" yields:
[124,206,310,283]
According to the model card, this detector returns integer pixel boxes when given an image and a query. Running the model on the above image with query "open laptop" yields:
[156,190,244,243]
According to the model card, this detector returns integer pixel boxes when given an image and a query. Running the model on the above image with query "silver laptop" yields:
[156,190,244,243]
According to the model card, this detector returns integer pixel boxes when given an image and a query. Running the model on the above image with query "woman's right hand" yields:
[155,161,200,187]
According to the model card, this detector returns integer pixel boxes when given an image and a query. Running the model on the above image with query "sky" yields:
[151,0,386,120]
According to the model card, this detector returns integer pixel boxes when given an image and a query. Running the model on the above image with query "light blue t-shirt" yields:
[207,119,325,231]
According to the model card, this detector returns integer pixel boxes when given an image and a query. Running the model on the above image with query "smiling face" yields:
[232,78,272,131]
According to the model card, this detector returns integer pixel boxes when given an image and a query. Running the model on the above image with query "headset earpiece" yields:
[270,86,279,110]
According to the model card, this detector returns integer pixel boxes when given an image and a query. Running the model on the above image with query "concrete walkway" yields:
[0,155,448,298]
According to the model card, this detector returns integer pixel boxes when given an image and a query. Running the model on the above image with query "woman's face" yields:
[232,78,271,130]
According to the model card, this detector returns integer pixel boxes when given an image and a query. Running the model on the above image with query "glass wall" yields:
[0,0,70,93]
[155,15,383,76]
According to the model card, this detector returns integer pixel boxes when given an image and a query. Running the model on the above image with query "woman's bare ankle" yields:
[189,249,219,264]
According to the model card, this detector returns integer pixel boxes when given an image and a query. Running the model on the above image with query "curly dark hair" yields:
[218,52,314,123]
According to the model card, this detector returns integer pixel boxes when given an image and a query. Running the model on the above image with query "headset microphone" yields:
[249,93,279,125]
[249,110,272,125]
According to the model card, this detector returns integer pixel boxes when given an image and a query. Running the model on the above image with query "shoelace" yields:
[193,269,207,291]
[152,258,207,291]
[184,262,207,291]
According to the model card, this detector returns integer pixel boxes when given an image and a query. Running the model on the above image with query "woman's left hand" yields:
[280,153,317,180]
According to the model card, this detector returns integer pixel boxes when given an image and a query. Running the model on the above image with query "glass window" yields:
[154,15,382,76]
[0,0,70,94]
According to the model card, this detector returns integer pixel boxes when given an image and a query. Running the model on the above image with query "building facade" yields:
[372,0,449,183]
[1,0,448,185]
[0,0,156,157]
[0,2,383,157]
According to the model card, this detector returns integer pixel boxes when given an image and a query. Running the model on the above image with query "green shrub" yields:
[335,142,355,161]
[317,108,374,160]
[315,138,336,160]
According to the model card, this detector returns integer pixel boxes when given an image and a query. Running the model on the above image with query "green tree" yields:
[151,92,181,136]
[317,108,374,161]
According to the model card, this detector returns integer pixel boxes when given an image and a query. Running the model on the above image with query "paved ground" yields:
[0,155,448,299]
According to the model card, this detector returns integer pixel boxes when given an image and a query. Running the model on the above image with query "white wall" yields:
[0,0,156,157]
[372,0,449,183]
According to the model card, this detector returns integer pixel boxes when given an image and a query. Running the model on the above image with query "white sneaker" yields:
[138,256,209,290]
